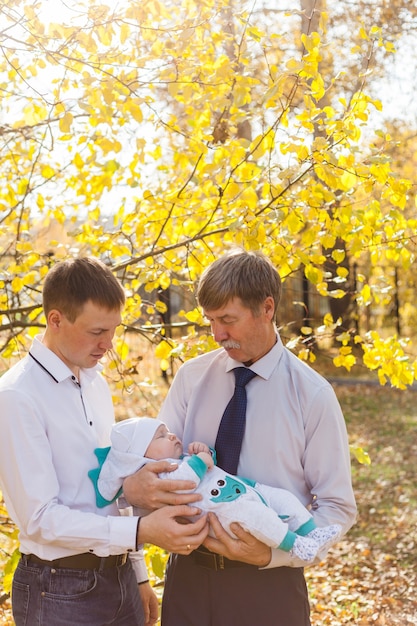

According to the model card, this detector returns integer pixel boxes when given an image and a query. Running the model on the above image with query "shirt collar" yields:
[225,333,283,380]
[30,334,102,384]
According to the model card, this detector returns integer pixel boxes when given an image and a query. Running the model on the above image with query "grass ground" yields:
[1,359,417,624]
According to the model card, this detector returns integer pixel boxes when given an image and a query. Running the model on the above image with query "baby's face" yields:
[145,424,183,460]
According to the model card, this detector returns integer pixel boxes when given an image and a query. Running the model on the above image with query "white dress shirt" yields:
[0,336,146,581]
[159,332,357,568]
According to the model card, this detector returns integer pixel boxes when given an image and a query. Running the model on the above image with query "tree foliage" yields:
[0,0,417,391]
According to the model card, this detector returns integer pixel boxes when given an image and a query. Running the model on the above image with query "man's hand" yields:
[203,512,272,567]
[138,505,209,554]
[123,462,202,509]
[138,581,159,626]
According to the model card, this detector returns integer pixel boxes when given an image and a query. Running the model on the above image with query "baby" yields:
[89,417,341,564]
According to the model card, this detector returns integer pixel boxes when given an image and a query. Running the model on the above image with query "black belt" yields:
[21,552,128,570]
[193,547,256,571]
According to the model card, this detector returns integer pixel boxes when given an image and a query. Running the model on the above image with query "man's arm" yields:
[303,384,357,533]
[0,388,139,554]
[138,582,159,626]
[123,461,203,509]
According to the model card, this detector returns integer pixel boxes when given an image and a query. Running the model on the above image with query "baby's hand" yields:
[197,451,214,470]
[188,441,211,456]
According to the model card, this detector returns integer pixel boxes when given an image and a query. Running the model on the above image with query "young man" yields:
[123,249,357,626]
[0,257,208,626]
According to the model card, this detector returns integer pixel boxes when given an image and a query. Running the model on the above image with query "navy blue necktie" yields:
[215,367,257,474]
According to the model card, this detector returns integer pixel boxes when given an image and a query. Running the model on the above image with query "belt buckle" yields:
[102,553,127,569]
[214,554,225,571]
[194,548,226,570]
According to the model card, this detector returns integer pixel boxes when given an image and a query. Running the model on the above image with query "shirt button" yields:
[51,568,56,574]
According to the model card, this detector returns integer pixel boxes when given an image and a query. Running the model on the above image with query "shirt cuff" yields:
[128,548,149,583]
[108,515,139,554]
[260,546,307,569]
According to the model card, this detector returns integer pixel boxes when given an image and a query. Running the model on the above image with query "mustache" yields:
[221,340,241,350]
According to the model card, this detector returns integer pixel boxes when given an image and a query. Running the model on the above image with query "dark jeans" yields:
[161,553,311,626]
[12,556,145,626]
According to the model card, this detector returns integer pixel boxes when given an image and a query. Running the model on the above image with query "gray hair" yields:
[197,250,281,318]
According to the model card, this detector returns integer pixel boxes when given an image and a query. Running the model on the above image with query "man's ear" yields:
[263,296,275,321]
[47,309,63,330]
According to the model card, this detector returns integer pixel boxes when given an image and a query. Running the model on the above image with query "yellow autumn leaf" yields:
[160,358,170,372]
[155,299,168,314]
[155,340,173,360]
[296,144,309,161]
[370,26,382,36]
[286,58,304,73]
[301,32,321,51]
[328,289,347,299]
[333,352,356,371]
[370,162,390,184]
[240,186,259,209]
[158,273,171,290]
[114,341,129,361]
[96,138,113,153]
[340,170,358,191]
[11,276,24,292]
[358,284,372,306]
[319,11,329,32]
[384,41,396,53]
[285,211,304,234]
[76,31,97,52]
[88,207,100,221]
[350,446,371,465]
[337,267,349,279]
[184,308,206,325]
[17,179,29,195]
[74,153,84,169]
[127,101,143,123]
[120,23,130,44]
[22,102,48,126]
[41,165,55,179]
[59,112,73,133]
[311,75,325,101]
[247,26,263,41]
[331,249,345,263]
[304,264,323,285]
[23,271,37,285]
[97,25,113,46]
[323,313,334,327]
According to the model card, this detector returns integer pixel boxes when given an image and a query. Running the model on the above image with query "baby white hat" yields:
[110,416,164,457]
[97,416,164,501]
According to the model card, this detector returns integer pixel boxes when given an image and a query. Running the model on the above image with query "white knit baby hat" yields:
[97,416,164,500]
[110,416,164,456]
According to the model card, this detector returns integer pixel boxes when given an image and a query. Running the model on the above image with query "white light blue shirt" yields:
[159,332,357,568]
[0,336,146,581]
